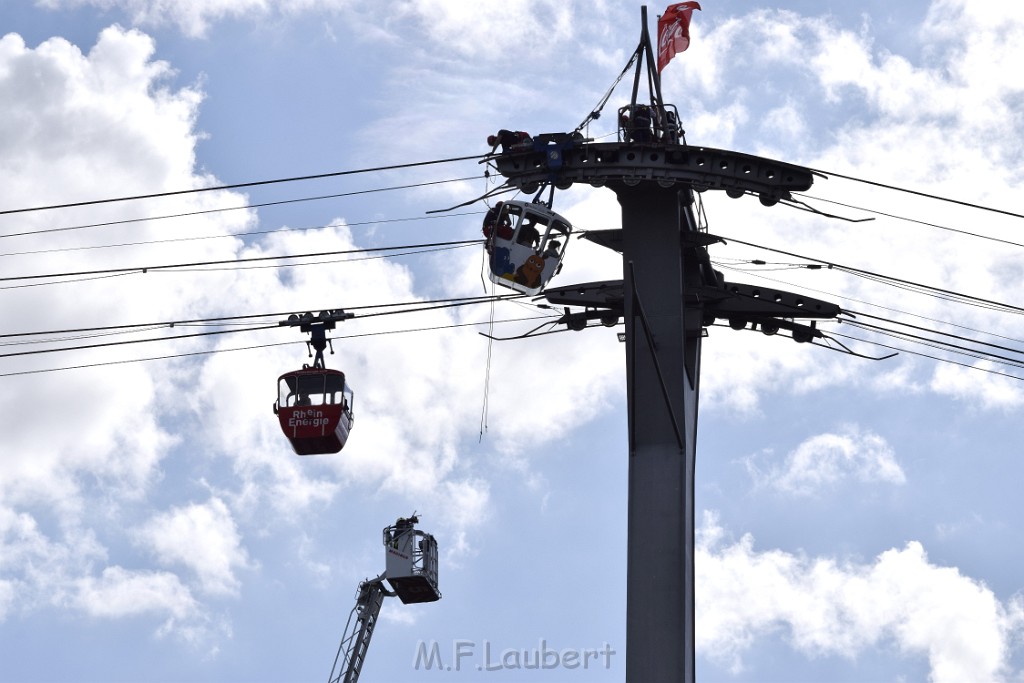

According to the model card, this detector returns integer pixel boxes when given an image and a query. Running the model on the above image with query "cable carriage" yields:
[482,196,572,295]
[273,311,355,456]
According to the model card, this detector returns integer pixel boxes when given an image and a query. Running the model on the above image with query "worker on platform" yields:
[487,129,532,153]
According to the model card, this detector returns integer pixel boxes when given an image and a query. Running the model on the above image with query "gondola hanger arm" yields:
[477,320,562,341]
[426,184,519,214]
[778,196,876,223]
[815,333,899,360]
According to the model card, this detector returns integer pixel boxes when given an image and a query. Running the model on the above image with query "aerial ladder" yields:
[327,516,441,683]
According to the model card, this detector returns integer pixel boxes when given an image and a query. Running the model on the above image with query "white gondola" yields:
[482,199,572,295]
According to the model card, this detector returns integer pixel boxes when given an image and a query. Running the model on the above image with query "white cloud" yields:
[390,0,578,60]
[658,4,1024,419]
[0,505,223,646]
[295,531,333,586]
[0,24,249,645]
[922,2,1024,131]
[36,0,272,38]
[34,0,602,46]
[0,506,106,608]
[697,512,1024,682]
[73,565,198,619]
[133,497,254,596]
[0,28,206,203]
[73,566,230,653]
[761,100,808,142]
[434,478,490,562]
[746,426,906,496]
[0,23,240,521]
[0,580,13,622]
[930,362,1024,411]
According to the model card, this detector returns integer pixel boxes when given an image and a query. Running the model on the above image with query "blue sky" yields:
[1,1,1023,681]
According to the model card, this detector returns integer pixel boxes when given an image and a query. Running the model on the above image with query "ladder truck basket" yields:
[383,517,441,604]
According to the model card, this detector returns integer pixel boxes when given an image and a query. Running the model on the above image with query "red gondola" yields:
[273,310,355,455]
[275,367,354,455]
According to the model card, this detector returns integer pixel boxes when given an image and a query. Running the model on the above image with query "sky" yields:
[1,1,1023,682]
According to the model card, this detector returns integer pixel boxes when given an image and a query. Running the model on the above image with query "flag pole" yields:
[640,6,667,110]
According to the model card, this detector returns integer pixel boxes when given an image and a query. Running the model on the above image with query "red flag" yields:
[657,2,701,72]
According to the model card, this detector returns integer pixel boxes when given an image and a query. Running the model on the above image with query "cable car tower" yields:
[489,6,846,682]
[328,515,441,683]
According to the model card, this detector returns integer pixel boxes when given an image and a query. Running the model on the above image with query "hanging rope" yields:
[479,281,497,441]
